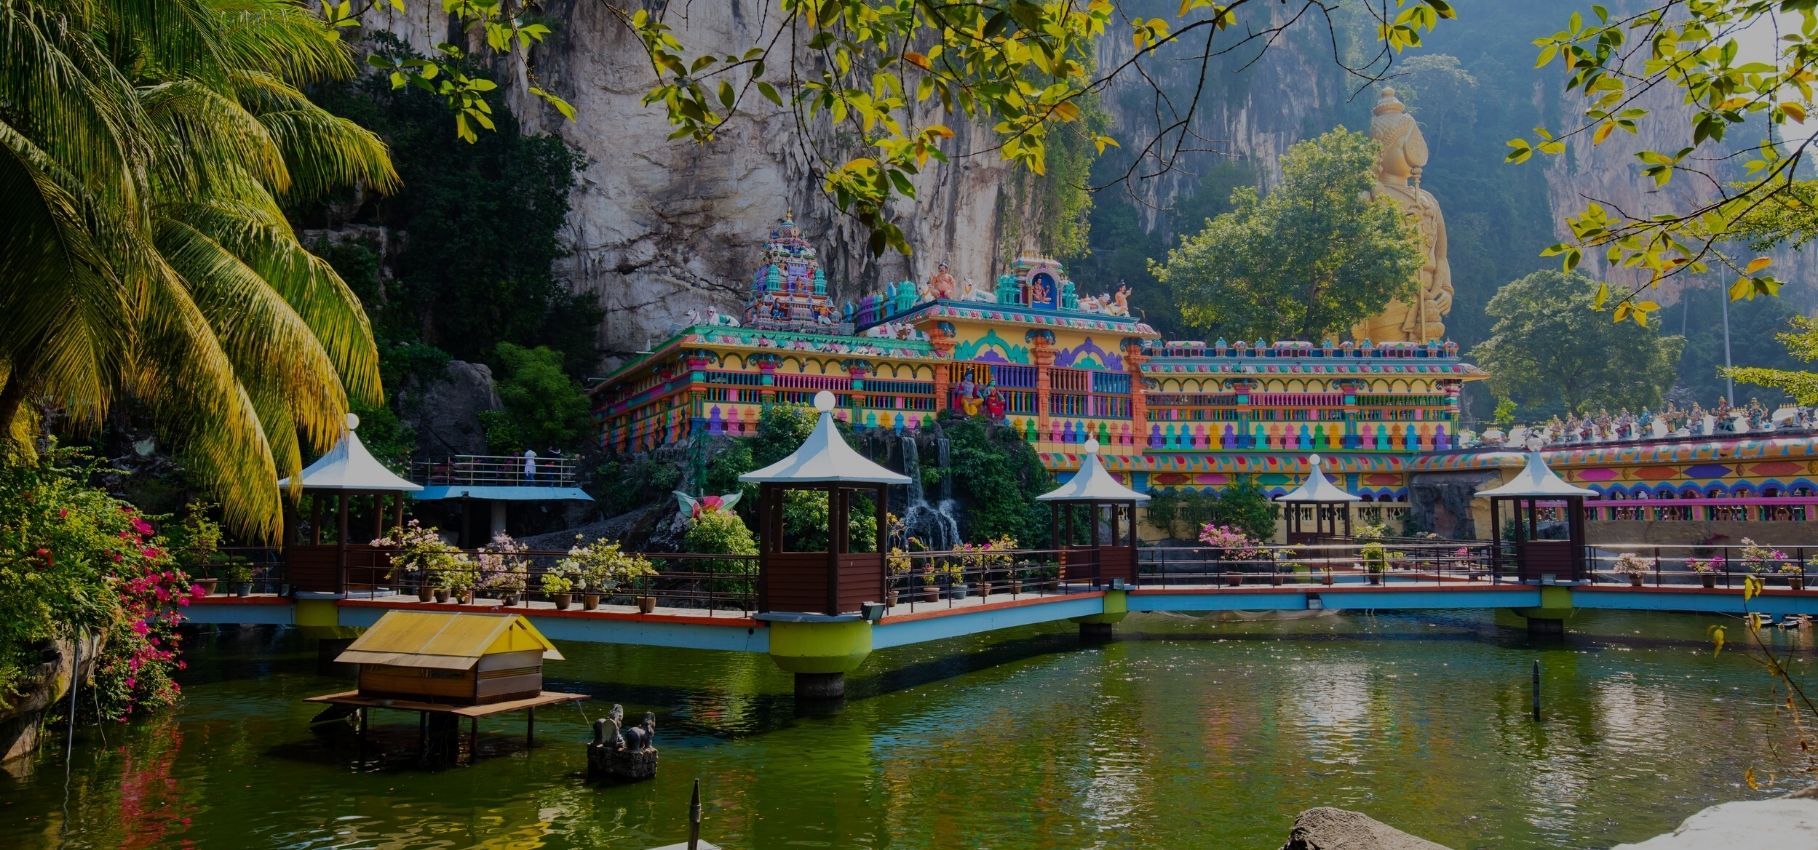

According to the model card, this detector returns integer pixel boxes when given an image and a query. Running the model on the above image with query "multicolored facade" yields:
[592,216,1487,505]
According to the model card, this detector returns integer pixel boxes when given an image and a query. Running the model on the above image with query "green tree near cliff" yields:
[1150,129,1422,342]
[1474,271,1683,418]
[481,343,592,452]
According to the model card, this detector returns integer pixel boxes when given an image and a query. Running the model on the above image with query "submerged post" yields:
[1531,660,1541,721]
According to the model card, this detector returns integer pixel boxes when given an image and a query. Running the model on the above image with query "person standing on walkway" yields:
[523,448,538,484]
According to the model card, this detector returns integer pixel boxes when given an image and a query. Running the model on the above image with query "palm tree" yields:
[0,0,400,539]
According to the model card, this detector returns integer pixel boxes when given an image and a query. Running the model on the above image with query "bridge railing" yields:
[411,454,580,487]
[195,546,759,614]
[887,548,1087,613]
[1585,543,1814,590]
[1138,540,1500,587]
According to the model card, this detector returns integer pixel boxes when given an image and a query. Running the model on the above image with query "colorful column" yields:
[1031,332,1056,434]
[844,359,870,427]
[1123,339,1149,453]
[930,324,956,413]
[755,354,779,410]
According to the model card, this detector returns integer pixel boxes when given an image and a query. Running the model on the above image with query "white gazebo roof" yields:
[277,413,423,493]
[1036,439,1149,503]
[1275,454,1360,503]
[1475,452,1597,499]
[738,392,911,485]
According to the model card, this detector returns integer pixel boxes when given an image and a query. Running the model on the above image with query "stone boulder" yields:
[1,634,103,763]
[401,360,500,457]
[1280,808,1455,850]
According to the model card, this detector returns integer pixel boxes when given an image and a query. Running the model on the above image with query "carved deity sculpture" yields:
[927,261,958,300]
[1351,88,1453,343]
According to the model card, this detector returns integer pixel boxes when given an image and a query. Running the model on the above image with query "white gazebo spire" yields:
[739,392,910,485]
[1476,452,1597,499]
[1036,438,1149,503]
[278,413,422,492]
[1275,454,1360,503]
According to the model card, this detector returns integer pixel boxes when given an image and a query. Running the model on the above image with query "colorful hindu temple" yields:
[593,216,1487,513]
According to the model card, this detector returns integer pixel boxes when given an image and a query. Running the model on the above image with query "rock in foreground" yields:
[1611,789,1818,849]
[1280,807,1455,850]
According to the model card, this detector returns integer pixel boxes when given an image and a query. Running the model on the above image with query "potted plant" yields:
[1360,542,1389,585]
[1740,538,1790,578]
[1687,555,1723,589]
[448,567,477,605]
[371,521,466,602]
[919,565,940,601]
[172,502,224,595]
[620,555,659,613]
[938,560,969,599]
[477,532,530,605]
[1612,552,1649,587]
[224,556,255,597]
[886,546,911,606]
[541,571,575,609]
[1783,561,1807,592]
[1200,523,1260,587]
[559,536,654,611]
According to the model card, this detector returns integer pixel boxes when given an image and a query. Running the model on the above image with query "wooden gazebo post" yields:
[740,392,908,701]
[1036,439,1148,641]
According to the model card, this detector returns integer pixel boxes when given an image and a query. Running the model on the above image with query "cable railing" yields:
[1137,540,1500,587]
[1584,543,1814,591]
[884,548,1092,613]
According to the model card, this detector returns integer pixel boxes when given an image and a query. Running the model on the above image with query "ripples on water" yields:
[0,610,1811,849]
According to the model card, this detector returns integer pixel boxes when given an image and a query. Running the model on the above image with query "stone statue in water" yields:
[1351,87,1452,343]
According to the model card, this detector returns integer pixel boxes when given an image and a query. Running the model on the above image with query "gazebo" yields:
[1274,454,1359,545]
[279,413,422,594]
[739,391,909,616]
[1036,438,1148,587]
[1476,452,1596,583]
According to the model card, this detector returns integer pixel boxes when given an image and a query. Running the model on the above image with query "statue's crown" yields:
[1373,87,1407,115]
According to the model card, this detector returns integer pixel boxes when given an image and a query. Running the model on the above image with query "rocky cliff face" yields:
[344,3,1807,371]
[349,2,1053,363]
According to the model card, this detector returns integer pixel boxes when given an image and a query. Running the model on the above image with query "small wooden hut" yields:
[336,611,562,705]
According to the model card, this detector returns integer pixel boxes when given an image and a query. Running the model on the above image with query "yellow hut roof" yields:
[336,611,563,670]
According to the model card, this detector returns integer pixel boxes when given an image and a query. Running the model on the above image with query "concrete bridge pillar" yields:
[1510,585,1573,638]
[1070,589,1130,642]
[763,616,873,702]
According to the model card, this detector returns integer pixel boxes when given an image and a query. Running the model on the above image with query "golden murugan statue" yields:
[1351,87,1452,343]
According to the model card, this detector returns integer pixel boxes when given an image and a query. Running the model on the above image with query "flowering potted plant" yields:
[540,569,576,610]
[1611,552,1649,587]
[1686,555,1724,589]
[1199,523,1261,586]
[558,536,655,610]
[477,533,530,605]
[886,546,912,606]
[371,521,468,602]
[1739,538,1790,577]
[918,563,941,601]
[1784,559,1807,592]
[1359,542,1391,585]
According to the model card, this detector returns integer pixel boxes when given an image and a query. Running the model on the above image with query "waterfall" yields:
[936,435,952,503]
[899,434,959,552]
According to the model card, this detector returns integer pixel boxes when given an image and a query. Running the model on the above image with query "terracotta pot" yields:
[1322,574,1335,586]
[416,585,433,602]
[636,596,657,614]
[1701,575,1717,590]
[1010,580,1023,595]
[193,578,219,596]
[459,589,475,605]
[433,588,450,604]
[923,585,940,602]
[553,592,572,610]
[1225,574,1242,587]
[583,593,601,611]
[887,590,900,607]
[1794,578,1807,592]
[1628,575,1644,588]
